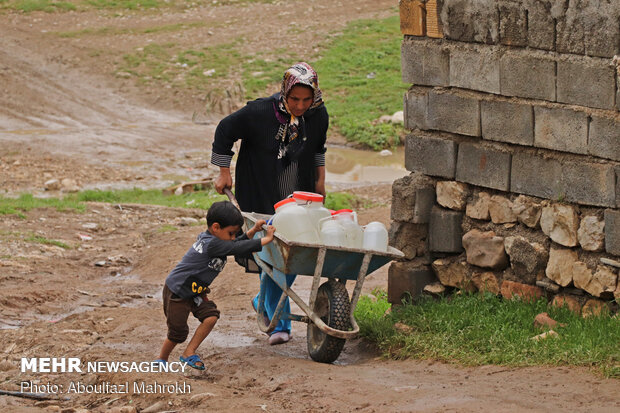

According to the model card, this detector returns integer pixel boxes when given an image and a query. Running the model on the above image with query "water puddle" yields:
[207,330,256,348]
[326,146,407,183]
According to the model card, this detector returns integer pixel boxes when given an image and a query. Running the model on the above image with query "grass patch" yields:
[314,15,405,149]
[157,224,179,233]
[10,0,76,12]
[0,194,85,216]
[0,189,227,217]
[25,234,71,249]
[355,291,620,378]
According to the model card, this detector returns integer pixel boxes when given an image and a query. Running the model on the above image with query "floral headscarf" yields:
[273,62,324,168]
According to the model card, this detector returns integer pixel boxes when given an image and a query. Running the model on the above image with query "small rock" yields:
[466,192,491,221]
[190,392,216,402]
[488,195,517,224]
[530,330,559,341]
[394,322,413,334]
[102,301,120,308]
[203,69,216,77]
[423,282,446,295]
[577,215,605,252]
[0,360,14,371]
[82,223,98,230]
[391,110,404,123]
[540,204,579,247]
[175,217,199,226]
[534,312,562,329]
[379,149,393,156]
[60,178,80,193]
[436,181,468,211]
[77,233,93,241]
[141,401,167,413]
[44,179,61,191]
[94,260,107,267]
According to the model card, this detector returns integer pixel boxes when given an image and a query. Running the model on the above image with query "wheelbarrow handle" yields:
[224,188,240,210]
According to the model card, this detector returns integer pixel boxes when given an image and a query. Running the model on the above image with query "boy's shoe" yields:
[179,354,205,370]
[154,359,167,366]
[268,331,290,345]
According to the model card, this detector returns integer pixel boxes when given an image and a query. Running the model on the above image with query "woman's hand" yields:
[215,167,233,194]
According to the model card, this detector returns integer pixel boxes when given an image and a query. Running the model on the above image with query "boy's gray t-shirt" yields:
[165,230,262,299]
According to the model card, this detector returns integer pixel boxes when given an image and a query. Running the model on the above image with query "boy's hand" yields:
[260,225,276,246]
[246,219,266,239]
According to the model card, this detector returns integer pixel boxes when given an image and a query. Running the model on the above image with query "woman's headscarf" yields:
[273,62,324,168]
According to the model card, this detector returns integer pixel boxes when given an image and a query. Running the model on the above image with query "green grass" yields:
[314,15,406,149]
[25,234,71,249]
[355,291,620,378]
[114,14,403,149]
[10,0,76,12]
[0,188,227,218]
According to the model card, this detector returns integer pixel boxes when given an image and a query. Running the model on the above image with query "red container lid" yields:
[274,198,296,210]
[332,209,353,215]
[292,191,324,203]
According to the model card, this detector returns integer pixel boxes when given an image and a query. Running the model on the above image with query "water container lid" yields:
[274,198,296,210]
[332,209,353,215]
[292,191,324,203]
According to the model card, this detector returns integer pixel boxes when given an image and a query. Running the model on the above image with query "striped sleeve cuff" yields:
[314,153,325,167]
[211,152,233,168]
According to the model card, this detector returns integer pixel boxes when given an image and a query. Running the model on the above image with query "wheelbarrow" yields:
[225,190,404,363]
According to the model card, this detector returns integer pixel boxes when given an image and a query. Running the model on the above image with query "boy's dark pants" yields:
[162,284,220,343]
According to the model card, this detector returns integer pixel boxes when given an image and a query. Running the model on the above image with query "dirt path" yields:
[0,2,618,412]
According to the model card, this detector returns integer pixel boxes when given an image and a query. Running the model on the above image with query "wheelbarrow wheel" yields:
[307,279,351,363]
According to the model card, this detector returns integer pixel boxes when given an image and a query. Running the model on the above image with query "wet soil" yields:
[0,1,618,412]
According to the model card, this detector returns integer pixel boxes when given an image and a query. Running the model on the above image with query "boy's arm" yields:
[206,237,262,258]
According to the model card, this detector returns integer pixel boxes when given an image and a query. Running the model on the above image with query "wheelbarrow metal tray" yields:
[244,212,404,279]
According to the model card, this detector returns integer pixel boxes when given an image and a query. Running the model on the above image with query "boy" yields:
[156,200,275,370]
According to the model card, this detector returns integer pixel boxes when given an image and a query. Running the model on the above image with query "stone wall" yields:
[391,0,620,316]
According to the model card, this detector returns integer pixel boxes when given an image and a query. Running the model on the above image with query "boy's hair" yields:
[206,201,244,228]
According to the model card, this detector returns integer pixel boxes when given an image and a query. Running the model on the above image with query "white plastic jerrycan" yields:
[332,209,363,249]
[271,198,319,244]
[292,191,331,230]
[362,221,389,252]
[318,216,346,247]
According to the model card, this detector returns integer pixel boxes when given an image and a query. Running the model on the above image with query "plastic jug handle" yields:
[352,211,358,223]
[318,216,333,228]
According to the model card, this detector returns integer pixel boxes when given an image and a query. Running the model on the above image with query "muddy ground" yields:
[0,1,619,412]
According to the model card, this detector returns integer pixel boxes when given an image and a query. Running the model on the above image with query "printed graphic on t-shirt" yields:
[208,257,225,272]
[192,240,203,254]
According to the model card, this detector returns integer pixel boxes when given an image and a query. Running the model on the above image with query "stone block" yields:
[391,173,435,223]
[588,116,620,162]
[388,262,437,305]
[500,280,545,301]
[455,142,511,191]
[556,59,616,110]
[617,166,620,208]
[500,53,556,101]
[466,191,491,221]
[441,0,499,44]
[604,209,620,256]
[541,204,579,247]
[400,0,426,36]
[481,100,534,146]
[533,106,588,155]
[510,152,564,200]
[556,12,585,55]
[582,299,609,318]
[584,15,620,58]
[436,181,468,211]
[526,0,555,51]
[389,221,428,260]
[472,271,500,294]
[427,91,480,137]
[512,195,542,228]
[578,215,605,252]
[561,161,616,207]
[462,229,508,270]
[404,88,430,130]
[546,247,579,287]
[551,294,582,314]
[429,206,463,253]
[432,257,475,290]
[488,195,517,224]
[401,38,450,87]
[405,134,457,179]
[504,236,548,285]
[449,46,500,94]
[499,3,527,47]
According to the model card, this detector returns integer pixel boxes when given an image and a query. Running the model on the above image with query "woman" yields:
[211,62,328,344]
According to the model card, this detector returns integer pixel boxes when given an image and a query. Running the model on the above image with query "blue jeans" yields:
[253,268,297,334]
